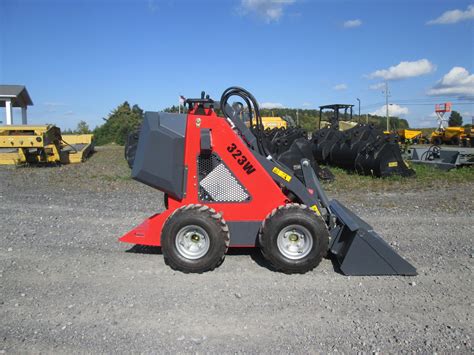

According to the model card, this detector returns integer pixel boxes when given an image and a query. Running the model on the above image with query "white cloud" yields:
[302,102,313,107]
[368,59,436,80]
[427,66,474,99]
[147,0,158,13]
[371,104,409,117]
[239,0,296,23]
[369,82,385,90]
[343,19,362,28]
[333,83,348,91]
[260,102,285,108]
[427,4,474,25]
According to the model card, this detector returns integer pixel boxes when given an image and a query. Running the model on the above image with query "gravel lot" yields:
[1,146,473,353]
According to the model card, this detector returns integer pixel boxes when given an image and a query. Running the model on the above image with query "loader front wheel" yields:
[259,204,329,274]
[161,204,229,273]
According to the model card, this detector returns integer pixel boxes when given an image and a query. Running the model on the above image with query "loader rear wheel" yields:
[161,204,229,273]
[259,204,329,274]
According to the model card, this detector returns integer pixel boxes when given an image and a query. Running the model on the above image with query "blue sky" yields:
[1,0,473,129]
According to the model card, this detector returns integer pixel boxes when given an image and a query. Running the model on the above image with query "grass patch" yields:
[323,164,473,193]
[89,145,473,193]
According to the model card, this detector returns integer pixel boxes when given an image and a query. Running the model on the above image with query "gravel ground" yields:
[1,146,473,353]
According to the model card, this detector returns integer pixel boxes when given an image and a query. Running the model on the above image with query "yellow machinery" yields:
[431,127,465,146]
[397,129,423,143]
[244,115,288,129]
[0,125,62,164]
[0,125,94,165]
[260,116,287,129]
[60,134,94,163]
[463,128,474,147]
[429,102,466,145]
[320,120,358,131]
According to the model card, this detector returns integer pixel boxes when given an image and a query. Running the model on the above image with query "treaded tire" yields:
[432,137,442,146]
[259,204,329,274]
[161,204,229,273]
[124,129,140,169]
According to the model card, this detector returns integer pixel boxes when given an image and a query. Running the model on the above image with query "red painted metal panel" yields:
[119,108,287,247]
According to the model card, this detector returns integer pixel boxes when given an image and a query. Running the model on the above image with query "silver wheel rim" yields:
[175,225,210,260]
[276,224,313,260]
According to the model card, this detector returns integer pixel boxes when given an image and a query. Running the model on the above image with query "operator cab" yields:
[319,104,354,130]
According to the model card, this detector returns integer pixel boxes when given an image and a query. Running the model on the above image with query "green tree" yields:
[93,101,144,145]
[448,110,463,127]
[75,120,91,134]
[163,105,181,113]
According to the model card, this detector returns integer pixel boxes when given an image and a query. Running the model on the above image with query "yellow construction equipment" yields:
[397,129,423,143]
[60,134,94,163]
[462,127,474,147]
[320,120,357,131]
[244,115,288,129]
[260,116,287,129]
[430,127,466,146]
[0,125,94,165]
[430,102,465,145]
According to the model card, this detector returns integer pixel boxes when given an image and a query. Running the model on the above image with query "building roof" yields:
[319,104,354,110]
[0,85,34,107]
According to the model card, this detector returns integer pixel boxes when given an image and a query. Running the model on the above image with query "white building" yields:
[0,85,33,125]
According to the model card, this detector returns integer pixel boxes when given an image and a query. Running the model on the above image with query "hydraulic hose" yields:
[220,87,269,157]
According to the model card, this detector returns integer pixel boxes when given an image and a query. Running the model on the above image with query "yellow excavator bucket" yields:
[60,134,95,164]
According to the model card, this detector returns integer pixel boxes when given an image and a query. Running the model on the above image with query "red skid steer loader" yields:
[120,87,416,275]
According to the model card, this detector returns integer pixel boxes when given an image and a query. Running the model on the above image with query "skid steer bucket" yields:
[328,200,417,276]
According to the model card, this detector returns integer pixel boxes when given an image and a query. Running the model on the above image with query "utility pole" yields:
[296,109,299,126]
[356,98,361,122]
[383,81,390,131]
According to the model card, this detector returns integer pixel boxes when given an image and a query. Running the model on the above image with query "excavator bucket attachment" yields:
[312,124,415,178]
[328,200,417,276]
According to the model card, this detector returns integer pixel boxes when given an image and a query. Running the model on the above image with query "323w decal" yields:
[227,143,256,175]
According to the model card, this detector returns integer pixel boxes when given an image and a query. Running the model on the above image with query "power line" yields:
[361,100,474,110]
[394,102,474,106]
[392,97,470,102]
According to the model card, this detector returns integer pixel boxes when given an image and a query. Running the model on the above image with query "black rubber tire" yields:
[432,137,442,146]
[450,136,460,146]
[124,129,140,169]
[161,204,229,273]
[258,204,329,274]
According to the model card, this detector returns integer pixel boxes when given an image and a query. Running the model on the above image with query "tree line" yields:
[66,101,468,146]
